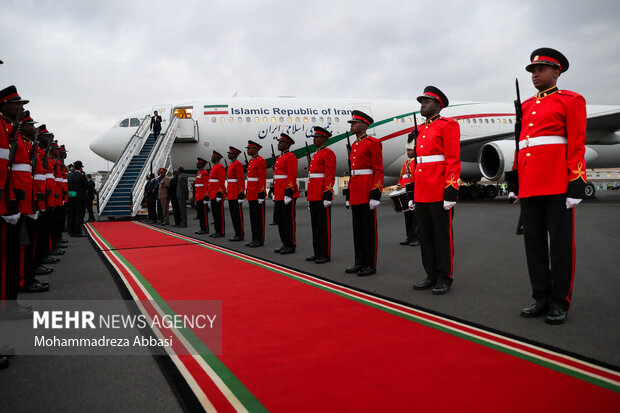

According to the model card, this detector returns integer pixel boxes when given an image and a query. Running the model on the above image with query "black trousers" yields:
[228,200,244,238]
[275,199,296,249]
[177,197,187,226]
[416,202,454,285]
[68,197,86,236]
[351,203,377,269]
[520,194,575,311]
[0,219,19,306]
[211,199,225,235]
[87,196,95,221]
[248,200,265,243]
[147,198,157,221]
[197,200,209,232]
[37,209,53,258]
[20,216,38,290]
[171,196,180,225]
[54,204,67,242]
[309,201,331,259]
[404,210,418,242]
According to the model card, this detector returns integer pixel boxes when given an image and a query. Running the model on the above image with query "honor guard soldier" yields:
[273,133,299,255]
[411,86,461,295]
[245,140,267,247]
[208,151,226,237]
[399,142,419,246]
[226,146,245,241]
[306,126,336,264]
[344,110,383,277]
[512,48,587,325]
[194,157,210,234]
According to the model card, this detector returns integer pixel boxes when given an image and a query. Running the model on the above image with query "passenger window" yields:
[229,117,234,123]
[279,117,284,123]
[311,116,316,122]
[237,117,242,123]
[246,117,251,123]
[296,117,300,123]
[288,117,292,123]
[119,118,129,127]
[319,117,324,122]
[130,118,140,127]
[335,117,340,122]
[211,117,217,123]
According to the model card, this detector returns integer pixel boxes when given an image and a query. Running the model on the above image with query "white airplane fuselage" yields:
[90,97,620,184]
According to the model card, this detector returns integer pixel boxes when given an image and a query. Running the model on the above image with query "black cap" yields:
[246,140,262,150]
[197,157,207,164]
[417,86,449,108]
[311,126,332,138]
[212,150,223,159]
[0,85,29,105]
[347,110,373,126]
[526,47,569,73]
[228,146,241,155]
[277,133,295,145]
[22,110,36,124]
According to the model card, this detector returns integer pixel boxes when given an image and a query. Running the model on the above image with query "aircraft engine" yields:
[478,140,516,181]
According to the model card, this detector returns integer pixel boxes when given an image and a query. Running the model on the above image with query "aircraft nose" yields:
[89,132,106,158]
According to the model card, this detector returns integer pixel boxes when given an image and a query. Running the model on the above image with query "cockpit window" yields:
[119,118,129,127]
[130,118,140,127]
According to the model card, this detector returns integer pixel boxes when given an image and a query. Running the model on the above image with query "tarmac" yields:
[1,191,619,412]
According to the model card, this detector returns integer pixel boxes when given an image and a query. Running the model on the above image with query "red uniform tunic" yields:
[413,116,461,203]
[246,156,266,201]
[62,166,68,204]
[194,169,209,201]
[307,146,336,202]
[45,158,56,209]
[226,160,245,200]
[34,148,46,211]
[273,151,298,201]
[398,159,414,187]
[9,134,34,215]
[0,118,10,214]
[208,163,226,199]
[54,161,63,207]
[348,135,383,205]
[517,89,587,198]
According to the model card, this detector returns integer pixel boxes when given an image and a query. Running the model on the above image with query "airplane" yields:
[90,96,620,198]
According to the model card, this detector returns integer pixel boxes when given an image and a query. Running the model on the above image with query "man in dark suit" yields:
[67,161,89,236]
[169,169,180,226]
[86,174,97,222]
[144,174,158,222]
[176,167,189,227]
[150,111,162,138]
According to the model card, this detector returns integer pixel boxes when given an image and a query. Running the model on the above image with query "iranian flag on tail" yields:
[204,104,229,115]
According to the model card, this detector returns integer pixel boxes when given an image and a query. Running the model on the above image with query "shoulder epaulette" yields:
[557,90,581,98]
[523,96,536,104]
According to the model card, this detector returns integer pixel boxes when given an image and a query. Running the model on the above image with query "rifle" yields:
[270,143,277,164]
[304,142,312,176]
[243,152,249,173]
[29,126,41,209]
[343,132,353,208]
[3,107,24,203]
[405,114,418,202]
[512,79,524,235]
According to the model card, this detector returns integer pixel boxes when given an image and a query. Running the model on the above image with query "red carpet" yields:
[86,221,620,412]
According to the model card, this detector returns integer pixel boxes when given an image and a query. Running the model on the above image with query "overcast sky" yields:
[1,0,619,171]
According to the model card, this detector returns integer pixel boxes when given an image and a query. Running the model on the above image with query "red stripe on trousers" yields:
[261,202,265,243]
[373,209,377,268]
[239,203,244,238]
[291,201,296,248]
[567,208,576,307]
[203,204,209,233]
[326,206,331,258]
[1,222,6,304]
[448,208,454,279]
[19,246,25,289]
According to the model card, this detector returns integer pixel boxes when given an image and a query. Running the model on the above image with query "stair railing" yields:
[130,116,180,216]
[98,116,151,214]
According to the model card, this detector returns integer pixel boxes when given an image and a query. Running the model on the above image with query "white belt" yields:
[351,169,373,176]
[0,148,9,160]
[194,183,204,187]
[519,135,567,150]
[274,175,288,179]
[309,173,325,178]
[12,163,32,172]
[55,178,63,182]
[46,173,54,179]
[401,174,410,179]
[417,155,445,164]
[34,174,46,181]
[227,179,238,183]
[63,179,68,183]
[247,177,259,182]
[208,179,219,182]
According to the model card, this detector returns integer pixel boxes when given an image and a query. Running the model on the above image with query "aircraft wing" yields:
[586,108,620,132]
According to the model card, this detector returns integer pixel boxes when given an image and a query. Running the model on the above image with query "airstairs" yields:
[97,115,179,218]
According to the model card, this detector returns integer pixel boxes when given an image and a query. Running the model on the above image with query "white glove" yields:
[258,198,265,204]
[508,192,519,204]
[566,197,582,209]
[369,199,380,210]
[216,197,222,202]
[203,200,208,204]
[238,198,244,203]
[408,200,415,211]
[443,200,456,210]
[284,196,292,205]
[28,211,39,220]
[1,213,20,225]
[307,202,310,210]
[323,200,332,208]
[345,201,350,208]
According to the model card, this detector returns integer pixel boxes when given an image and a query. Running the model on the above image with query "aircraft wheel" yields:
[584,182,596,199]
